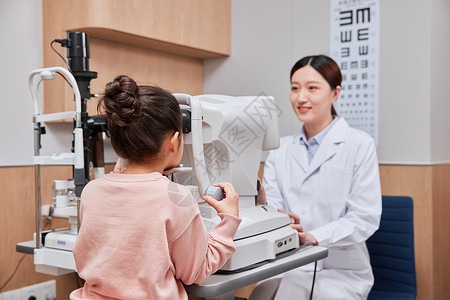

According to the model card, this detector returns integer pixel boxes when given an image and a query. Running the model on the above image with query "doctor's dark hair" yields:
[97,75,182,163]
[290,55,342,116]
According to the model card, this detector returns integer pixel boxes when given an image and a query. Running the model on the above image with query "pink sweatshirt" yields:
[70,172,241,300]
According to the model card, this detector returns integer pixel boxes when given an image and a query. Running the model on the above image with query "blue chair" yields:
[366,196,417,300]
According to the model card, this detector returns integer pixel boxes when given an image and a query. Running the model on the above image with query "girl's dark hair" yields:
[290,55,342,116]
[97,75,182,163]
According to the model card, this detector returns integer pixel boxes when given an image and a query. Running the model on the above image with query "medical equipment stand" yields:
[21,32,109,275]
[29,66,84,252]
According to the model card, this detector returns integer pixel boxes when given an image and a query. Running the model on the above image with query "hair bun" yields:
[105,75,139,98]
[102,75,142,127]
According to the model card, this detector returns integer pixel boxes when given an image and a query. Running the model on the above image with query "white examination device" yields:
[171,94,300,271]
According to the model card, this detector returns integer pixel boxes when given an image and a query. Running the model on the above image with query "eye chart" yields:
[330,0,379,146]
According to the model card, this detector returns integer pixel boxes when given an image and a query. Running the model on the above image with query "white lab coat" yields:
[263,118,382,300]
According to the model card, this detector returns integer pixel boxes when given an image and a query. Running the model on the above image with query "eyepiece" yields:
[66,32,90,72]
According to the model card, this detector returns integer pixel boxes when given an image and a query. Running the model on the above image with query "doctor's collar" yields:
[299,116,339,146]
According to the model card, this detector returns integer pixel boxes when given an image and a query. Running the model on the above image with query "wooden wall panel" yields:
[432,164,450,299]
[42,0,228,115]
[0,166,77,298]
[379,165,434,300]
[0,163,114,296]
[43,0,230,57]
[379,164,450,300]
[47,37,203,116]
[85,37,203,115]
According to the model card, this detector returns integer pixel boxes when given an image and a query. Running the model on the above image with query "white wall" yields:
[204,0,295,139]
[430,0,450,163]
[0,0,117,167]
[204,0,450,164]
[204,0,297,139]
[376,0,433,164]
[0,0,43,166]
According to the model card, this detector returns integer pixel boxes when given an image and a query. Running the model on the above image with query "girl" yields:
[70,75,241,300]
[251,55,382,300]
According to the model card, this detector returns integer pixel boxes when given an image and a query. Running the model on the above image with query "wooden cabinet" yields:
[42,0,230,116]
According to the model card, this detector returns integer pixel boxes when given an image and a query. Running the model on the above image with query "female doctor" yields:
[250,55,382,300]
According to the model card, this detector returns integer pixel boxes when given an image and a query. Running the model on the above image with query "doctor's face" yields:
[290,65,340,129]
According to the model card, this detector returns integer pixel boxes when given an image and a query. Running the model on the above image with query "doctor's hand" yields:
[203,182,239,218]
[256,178,267,205]
[277,209,318,246]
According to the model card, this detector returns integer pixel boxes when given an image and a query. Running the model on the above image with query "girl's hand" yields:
[277,208,318,245]
[203,182,239,217]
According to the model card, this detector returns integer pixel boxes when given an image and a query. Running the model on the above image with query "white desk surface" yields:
[185,245,328,298]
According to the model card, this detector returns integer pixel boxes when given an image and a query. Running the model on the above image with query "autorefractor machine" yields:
[169,93,299,271]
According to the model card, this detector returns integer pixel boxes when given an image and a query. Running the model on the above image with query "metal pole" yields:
[34,122,42,249]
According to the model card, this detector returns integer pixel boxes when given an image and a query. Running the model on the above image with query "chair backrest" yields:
[366,196,417,299]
